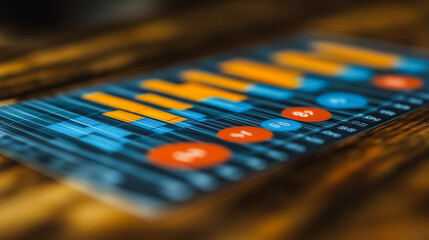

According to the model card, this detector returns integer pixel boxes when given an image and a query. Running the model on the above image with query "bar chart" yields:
[0,32,428,216]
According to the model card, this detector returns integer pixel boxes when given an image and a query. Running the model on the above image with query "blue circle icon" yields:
[261,119,302,132]
[316,92,368,109]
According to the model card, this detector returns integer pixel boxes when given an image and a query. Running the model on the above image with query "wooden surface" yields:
[1,0,429,239]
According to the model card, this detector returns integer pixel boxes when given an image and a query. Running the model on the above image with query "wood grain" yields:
[1,0,429,239]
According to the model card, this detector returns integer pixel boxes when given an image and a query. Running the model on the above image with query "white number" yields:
[292,110,314,118]
[231,130,252,138]
[363,115,381,122]
[172,148,206,163]
[337,125,356,132]
[393,103,410,110]
[379,109,396,116]
[269,122,290,128]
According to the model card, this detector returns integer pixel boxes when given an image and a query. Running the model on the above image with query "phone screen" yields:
[0,32,428,216]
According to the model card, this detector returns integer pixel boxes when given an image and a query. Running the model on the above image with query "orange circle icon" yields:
[147,142,231,170]
[282,107,332,122]
[373,75,423,91]
[218,126,273,143]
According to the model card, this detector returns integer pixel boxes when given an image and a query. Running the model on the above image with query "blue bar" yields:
[168,109,207,120]
[47,123,88,138]
[298,77,327,92]
[152,127,174,134]
[247,84,294,100]
[94,124,132,138]
[62,121,95,133]
[80,134,123,152]
[72,116,100,126]
[131,118,166,129]
[340,66,372,82]
[130,118,174,133]
[93,124,132,141]
[175,122,191,128]
[396,57,428,73]
[202,98,253,112]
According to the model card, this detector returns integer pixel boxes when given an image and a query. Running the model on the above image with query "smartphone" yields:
[0,32,428,217]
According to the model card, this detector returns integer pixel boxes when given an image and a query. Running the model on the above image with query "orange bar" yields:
[142,108,186,124]
[181,70,250,91]
[273,50,343,75]
[103,110,143,123]
[142,79,208,101]
[312,41,398,68]
[83,92,149,112]
[136,93,192,110]
[180,83,246,102]
[141,79,247,102]
[220,59,301,88]
[83,92,186,123]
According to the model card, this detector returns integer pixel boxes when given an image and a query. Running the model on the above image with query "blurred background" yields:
[1,0,428,100]
[0,0,198,33]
